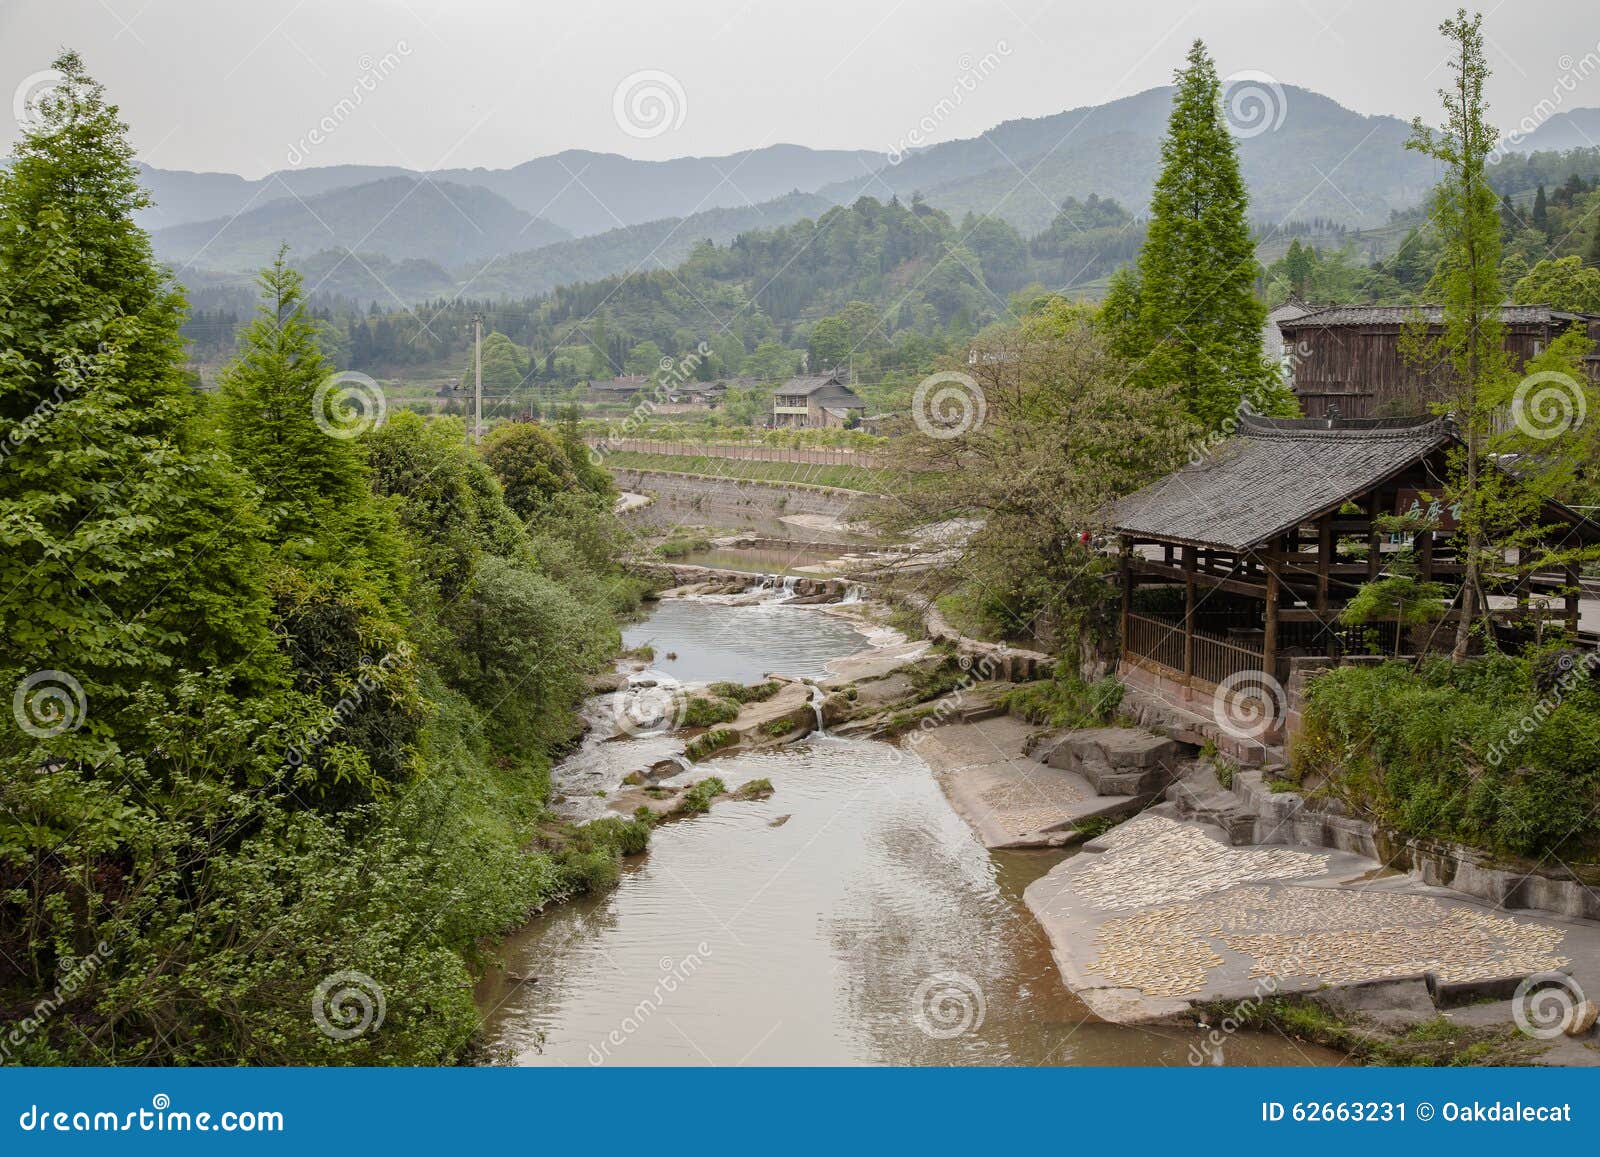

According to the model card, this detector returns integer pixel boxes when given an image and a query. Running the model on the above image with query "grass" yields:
[675,777,727,815]
[1003,674,1124,729]
[603,451,883,492]
[708,680,782,704]
[733,778,775,799]
[684,728,739,761]
[1194,997,1541,1066]
[655,534,712,559]
[681,696,741,728]
[760,718,797,737]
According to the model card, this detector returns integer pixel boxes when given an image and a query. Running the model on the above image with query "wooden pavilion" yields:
[1102,414,1599,695]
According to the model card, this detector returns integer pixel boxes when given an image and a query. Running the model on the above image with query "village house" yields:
[1103,413,1599,749]
[584,374,650,406]
[1278,304,1600,418]
[771,367,867,429]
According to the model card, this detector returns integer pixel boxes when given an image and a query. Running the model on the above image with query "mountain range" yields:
[141,87,1600,305]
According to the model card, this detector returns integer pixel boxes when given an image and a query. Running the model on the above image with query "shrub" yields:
[1003,672,1124,728]
[682,696,741,728]
[676,778,727,815]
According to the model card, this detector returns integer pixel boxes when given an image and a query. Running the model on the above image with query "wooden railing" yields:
[1125,612,1266,687]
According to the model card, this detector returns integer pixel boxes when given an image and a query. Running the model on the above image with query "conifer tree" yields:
[0,51,280,715]
[1106,40,1277,428]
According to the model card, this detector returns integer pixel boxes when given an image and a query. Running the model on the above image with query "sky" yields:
[1,0,1595,176]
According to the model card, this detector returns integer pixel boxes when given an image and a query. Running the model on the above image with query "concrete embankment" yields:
[611,467,865,524]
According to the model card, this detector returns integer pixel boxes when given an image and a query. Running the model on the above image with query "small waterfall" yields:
[840,583,862,605]
[806,682,827,737]
[782,575,798,599]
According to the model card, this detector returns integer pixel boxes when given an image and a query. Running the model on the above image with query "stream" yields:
[474,595,1334,1066]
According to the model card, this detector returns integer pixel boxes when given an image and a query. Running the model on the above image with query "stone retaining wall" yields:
[612,468,863,523]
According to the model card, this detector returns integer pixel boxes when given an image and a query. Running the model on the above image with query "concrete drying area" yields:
[913,717,1150,849]
[1022,812,1600,1031]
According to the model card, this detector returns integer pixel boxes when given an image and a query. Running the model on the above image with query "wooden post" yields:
[1565,563,1581,637]
[1182,545,1196,680]
[1119,536,1133,657]
[1264,537,1281,683]
[1316,514,1333,612]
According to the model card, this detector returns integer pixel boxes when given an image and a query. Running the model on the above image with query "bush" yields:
[682,696,741,728]
[1003,672,1124,728]
[708,680,782,703]
[676,778,727,815]
[1294,653,1600,859]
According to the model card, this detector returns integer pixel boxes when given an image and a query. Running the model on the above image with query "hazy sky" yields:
[2,0,1594,176]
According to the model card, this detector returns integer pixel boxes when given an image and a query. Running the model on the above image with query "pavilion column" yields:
[1119,535,1133,656]
[1264,537,1281,683]
[1316,514,1333,612]
[1182,545,1196,680]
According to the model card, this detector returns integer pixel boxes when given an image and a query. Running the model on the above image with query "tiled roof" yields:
[1103,415,1451,551]
[1279,304,1596,328]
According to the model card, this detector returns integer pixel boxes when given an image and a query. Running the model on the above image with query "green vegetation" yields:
[1196,997,1537,1066]
[760,719,797,737]
[708,680,782,704]
[0,57,643,1065]
[681,696,741,728]
[733,778,775,800]
[1101,40,1287,429]
[684,729,739,761]
[1003,672,1125,729]
[1293,652,1600,859]
[675,778,728,816]
[655,534,713,559]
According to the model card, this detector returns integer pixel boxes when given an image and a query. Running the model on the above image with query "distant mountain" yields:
[150,177,570,271]
[429,145,886,236]
[135,144,887,239]
[461,191,837,299]
[821,86,1440,232]
[1502,108,1600,155]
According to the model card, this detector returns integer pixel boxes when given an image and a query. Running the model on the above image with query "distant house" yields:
[771,367,866,429]
[1277,304,1600,419]
[585,375,650,405]
[1263,298,1314,371]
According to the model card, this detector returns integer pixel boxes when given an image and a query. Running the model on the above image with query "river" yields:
[474,597,1334,1066]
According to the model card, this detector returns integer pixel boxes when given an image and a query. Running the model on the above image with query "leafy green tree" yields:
[460,331,527,394]
[807,317,850,371]
[1105,40,1277,428]
[1512,256,1600,313]
[624,339,665,377]
[482,421,582,521]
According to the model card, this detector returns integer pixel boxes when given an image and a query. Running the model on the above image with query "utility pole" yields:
[472,312,483,445]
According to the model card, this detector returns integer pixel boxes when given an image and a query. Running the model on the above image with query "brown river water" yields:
[474,599,1336,1066]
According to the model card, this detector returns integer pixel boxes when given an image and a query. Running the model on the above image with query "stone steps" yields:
[1028,726,1188,798]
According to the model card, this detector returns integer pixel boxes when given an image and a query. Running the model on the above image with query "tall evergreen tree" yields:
[1531,183,1549,234]
[1105,40,1277,428]
[0,51,280,718]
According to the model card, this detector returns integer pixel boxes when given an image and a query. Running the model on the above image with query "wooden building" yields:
[1278,305,1600,419]
[771,368,866,429]
[1103,414,1598,704]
